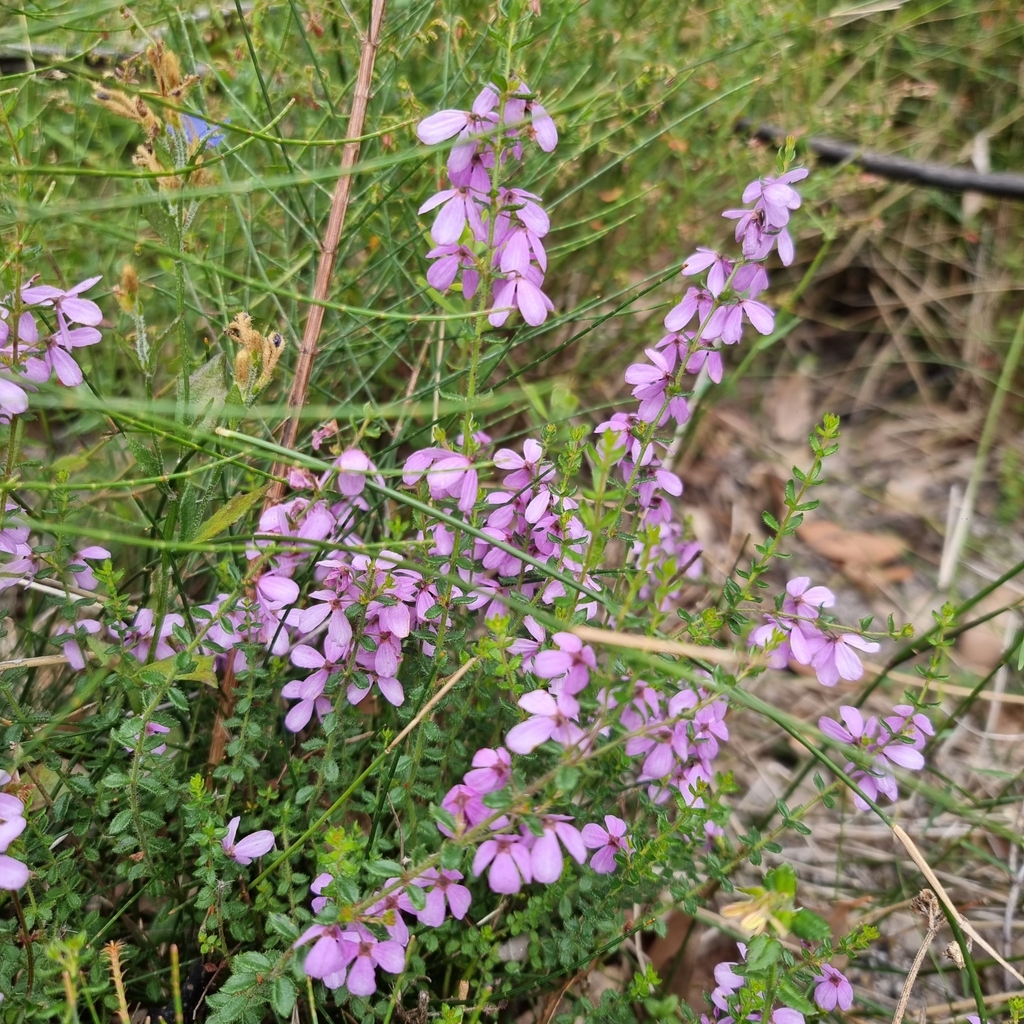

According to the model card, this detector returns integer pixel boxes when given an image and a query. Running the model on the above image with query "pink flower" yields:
[493,438,553,490]
[415,86,500,173]
[403,448,479,512]
[505,689,585,754]
[581,815,631,874]
[222,816,276,865]
[68,546,110,590]
[439,783,488,837]
[529,815,586,883]
[368,878,417,945]
[282,638,345,731]
[811,632,880,687]
[488,267,553,327]
[123,720,171,756]
[419,185,487,245]
[335,448,378,497]
[426,244,479,299]
[411,867,472,925]
[463,747,512,794]
[682,248,733,296]
[711,960,744,1010]
[812,964,854,1011]
[783,576,835,619]
[532,632,595,695]
[748,616,791,669]
[472,832,533,893]
[55,617,101,671]
[741,168,808,228]
[21,275,103,348]
[771,1009,804,1024]
[294,923,356,990]
[0,791,28,890]
[664,286,714,334]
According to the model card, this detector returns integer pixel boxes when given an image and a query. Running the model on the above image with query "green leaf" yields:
[744,934,781,973]
[266,913,300,942]
[195,484,272,544]
[791,907,832,941]
[762,510,780,531]
[778,977,816,1015]
[765,862,797,896]
[440,844,462,871]
[364,859,404,878]
[405,882,427,912]
[271,976,296,1017]
[482,788,511,810]
[142,197,181,250]
[109,809,133,835]
[126,434,164,482]
[430,803,457,833]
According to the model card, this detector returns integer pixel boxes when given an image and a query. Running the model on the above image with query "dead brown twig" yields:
[267,0,388,506]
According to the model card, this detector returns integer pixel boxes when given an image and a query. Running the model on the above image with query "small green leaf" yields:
[792,907,831,941]
[195,484,272,544]
[405,882,427,912]
[778,977,816,1015]
[440,844,462,871]
[744,934,781,973]
[271,976,296,1017]
[364,859,404,878]
[765,863,797,896]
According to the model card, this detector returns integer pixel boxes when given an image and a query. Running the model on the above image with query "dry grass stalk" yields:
[571,625,743,665]
[893,824,1024,986]
[384,656,478,756]
[890,890,941,1024]
[268,0,389,504]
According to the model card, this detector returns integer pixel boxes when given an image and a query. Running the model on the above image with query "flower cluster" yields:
[705,954,854,1022]
[705,953,807,1024]
[0,276,103,421]
[748,576,881,686]
[416,81,557,326]
[294,866,471,997]
[0,771,28,891]
[620,681,728,806]
[819,704,933,810]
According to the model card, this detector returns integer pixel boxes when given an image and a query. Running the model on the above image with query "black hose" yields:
[738,119,1024,199]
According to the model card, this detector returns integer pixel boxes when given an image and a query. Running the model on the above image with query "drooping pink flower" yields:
[581,815,632,874]
[222,816,276,865]
[682,248,733,296]
[488,267,553,327]
[68,546,111,590]
[426,244,480,299]
[711,960,744,1010]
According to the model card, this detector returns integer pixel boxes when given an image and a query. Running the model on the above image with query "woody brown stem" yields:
[266,0,388,506]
